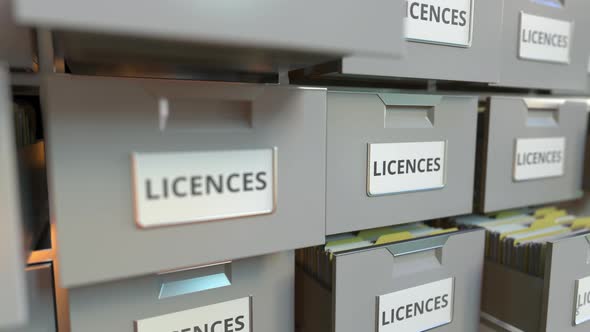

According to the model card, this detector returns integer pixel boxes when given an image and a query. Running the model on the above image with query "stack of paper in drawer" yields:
[455,207,590,277]
[13,100,38,147]
[296,221,459,288]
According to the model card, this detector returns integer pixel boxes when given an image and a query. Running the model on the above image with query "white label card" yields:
[513,137,565,181]
[367,141,446,196]
[378,278,454,332]
[135,297,251,332]
[575,276,590,325]
[404,0,473,47]
[519,12,572,64]
[132,149,276,228]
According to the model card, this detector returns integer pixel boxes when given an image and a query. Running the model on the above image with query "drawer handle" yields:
[157,96,253,132]
[378,94,442,129]
[385,234,450,257]
[526,109,558,127]
[157,261,232,299]
[158,97,169,131]
[531,0,565,8]
[378,94,442,107]
[385,105,434,129]
[522,98,565,127]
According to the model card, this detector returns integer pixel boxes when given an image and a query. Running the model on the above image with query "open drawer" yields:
[297,229,485,332]
[483,232,590,331]
[66,252,293,332]
[13,0,404,76]
[43,75,326,287]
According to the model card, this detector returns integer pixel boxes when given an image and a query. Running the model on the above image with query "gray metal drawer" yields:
[494,0,588,90]
[478,97,588,213]
[298,230,485,332]
[336,0,503,83]
[44,75,326,287]
[13,0,404,74]
[326,91,477,235]
[67,252,293,332]
[482,233,590,332]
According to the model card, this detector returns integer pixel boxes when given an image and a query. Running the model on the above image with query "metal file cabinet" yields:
[0,0,35,71]
[0,65,28,329]
[43,75,326,288]
[13,0,404,75]
[66,251,293,332]
[326,91,477,235]
[476,97,588,213]
[295,0,503,83]
[494,0,588,91]
[482,233,590,332]
[3,263,57,332]
[297,230,485,332]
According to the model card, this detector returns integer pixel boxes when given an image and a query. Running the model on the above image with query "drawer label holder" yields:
[513,137,565,181]
[378,278,454,332]
[367,141,446,196]
[132,148,276,228]
[575,276,590,325]
[519,12,572,64]
[404,0,474,47]
[135,297,251,332]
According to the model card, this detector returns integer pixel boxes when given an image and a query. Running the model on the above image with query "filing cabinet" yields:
[294,0,504,83]
[297,230,485,332]
[44,75,326,287]
[482,232,590,332]
[4,263,57,332]
[0,0,36,70]
[67,251,293,332]
[477,97,588,213]
[13,0,404,75]
[494,0,588,91]
[0,65,28,329]
[326,91,477,235]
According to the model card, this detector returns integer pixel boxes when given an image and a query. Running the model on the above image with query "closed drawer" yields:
[44,75,326,287]
[67,252,293,332]
[326,91,477,235]
[482,233,590,331]
[495,0,588,90]
[303,0,503,83]
[477,97,588,213]
[297,230,485,332]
